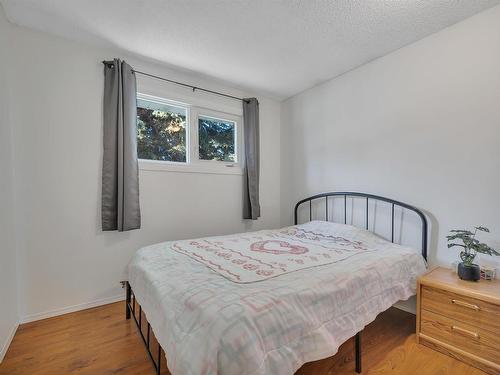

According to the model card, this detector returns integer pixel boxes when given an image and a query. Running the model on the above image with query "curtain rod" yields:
[102,61,247,103]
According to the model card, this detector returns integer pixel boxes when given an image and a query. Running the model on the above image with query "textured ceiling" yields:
[2,0,499,99]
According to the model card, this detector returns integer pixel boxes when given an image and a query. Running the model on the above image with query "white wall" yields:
[4,0,500,329]
[0,5,18,361]
[4,14,281,321]
[281,5,500,270]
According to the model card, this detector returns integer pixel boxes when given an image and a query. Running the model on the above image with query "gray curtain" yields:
[102,58,141,231]
[243,98,260,220]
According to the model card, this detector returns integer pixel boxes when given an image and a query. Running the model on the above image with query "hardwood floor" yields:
[0,302,487,375]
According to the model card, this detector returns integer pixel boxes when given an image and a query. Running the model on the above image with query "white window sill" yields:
[138,159,243,175]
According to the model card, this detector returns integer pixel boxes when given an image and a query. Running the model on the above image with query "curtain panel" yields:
[102,58,141,231]
[242,98,260,220]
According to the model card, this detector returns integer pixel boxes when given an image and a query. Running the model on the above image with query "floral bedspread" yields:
[128,221,427,375]
[170,225,377,283]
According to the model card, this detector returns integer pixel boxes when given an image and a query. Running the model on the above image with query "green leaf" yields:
[460,250,475,265]
[449,230,474,234]
[447,226,497,257]
[475,226,490,233]
[446,233,469,241]
[447,243,466,249]
[478,243,500,256]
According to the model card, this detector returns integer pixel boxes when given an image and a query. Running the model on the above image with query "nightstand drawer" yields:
[421,286,500,332]
[421,309,500,365]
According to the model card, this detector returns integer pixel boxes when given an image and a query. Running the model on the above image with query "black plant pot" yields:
[457,262,480,281]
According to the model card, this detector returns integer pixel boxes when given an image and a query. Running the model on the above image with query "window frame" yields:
[137,93,243,175]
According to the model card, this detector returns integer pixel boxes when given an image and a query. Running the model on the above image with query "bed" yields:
[126,192,428,375]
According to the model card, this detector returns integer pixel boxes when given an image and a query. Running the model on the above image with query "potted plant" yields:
[447,226,499,281]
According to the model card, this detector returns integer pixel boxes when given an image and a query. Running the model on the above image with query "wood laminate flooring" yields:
[0,302,487,375]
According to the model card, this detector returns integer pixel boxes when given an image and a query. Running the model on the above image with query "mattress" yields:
[128,221,427,375]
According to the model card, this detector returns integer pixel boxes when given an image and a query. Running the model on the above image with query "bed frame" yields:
[294,192,428,373]
[126,191,428,374]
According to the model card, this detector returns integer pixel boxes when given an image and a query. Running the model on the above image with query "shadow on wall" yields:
[423,208,440,267]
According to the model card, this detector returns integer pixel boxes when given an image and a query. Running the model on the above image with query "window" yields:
[137,94,241,174]
[137,98,188,162]
[198,115,236,162]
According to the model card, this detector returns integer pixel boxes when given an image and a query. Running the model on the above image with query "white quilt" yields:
[170,224,387,283]
[128,221,427,375]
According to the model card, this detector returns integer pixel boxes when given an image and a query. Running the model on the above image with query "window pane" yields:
[137,98,187,162]
[198,116,236,162]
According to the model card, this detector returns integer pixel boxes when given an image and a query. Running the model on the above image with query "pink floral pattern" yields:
[250,240,308,255]
[171,224,375,283]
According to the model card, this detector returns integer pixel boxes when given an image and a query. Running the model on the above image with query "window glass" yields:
[137,98,187,162]
[198,115,236,162]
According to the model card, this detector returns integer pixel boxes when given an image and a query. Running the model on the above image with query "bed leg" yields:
[355,331,362,373]
[126,281,131,320]
[157,345,161,375]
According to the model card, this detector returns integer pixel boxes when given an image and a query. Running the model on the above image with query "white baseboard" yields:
[20,294,125,324]
[0,295,125,361]
[0,322,19,363]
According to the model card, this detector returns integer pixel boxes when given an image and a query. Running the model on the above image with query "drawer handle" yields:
[451,325,480,339]
[451,299,480,311]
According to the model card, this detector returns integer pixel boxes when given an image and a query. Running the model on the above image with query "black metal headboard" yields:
[294,192,428,260]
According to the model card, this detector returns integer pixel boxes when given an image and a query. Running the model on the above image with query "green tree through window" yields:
[137,99,187,162]
[198,116,235,162]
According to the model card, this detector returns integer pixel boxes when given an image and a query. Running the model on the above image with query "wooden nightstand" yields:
[417,267,500,374]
